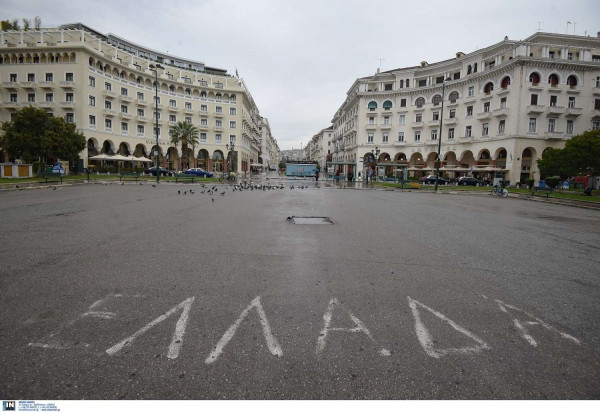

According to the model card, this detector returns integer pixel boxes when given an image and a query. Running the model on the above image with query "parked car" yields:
[184,168,214,178]
[458,176,483,186]
[421,175,448,185]
[144,166,174,176]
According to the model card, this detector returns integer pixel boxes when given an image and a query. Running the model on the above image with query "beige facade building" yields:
[306,126,333,170]
[258,117,280,170]
[0,23,266,173]
[325,32,600,184]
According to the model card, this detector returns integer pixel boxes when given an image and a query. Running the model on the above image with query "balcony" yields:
[136,99,147,106]
[564,107,582,117]
[591,110,600,120]
[214,111,224,117]
[120,95,133,102]
[593,87,600,97]
[105,127,113,133]
[528,83,543,91]
[59,81,75,88]
[427,120,440,127]
[184,108,194,115]
[497,87,510,96]
[380,123,392,129]
[526,105,544,114]
[59,101,76,109]
[476,111,492,120]
[20,81,37,88]
[103,109,116,116]
[136,116,148,122]
[39,81,55,88]
[120,112,133,119]
[545,106,564,116]
[425,140,438,146]
[2,81,18,88]
[37,101,54,107]
[199,110,209,117]
[566,86,580,94]
[137,133,146,138]
[214,126,223,131]
[168,121,177,127]
[121,130,129,136]
[103,90,116,98]
[443,118,457,125]
[493,107,509,117]
[411,122,423,128]
[544,131,564,140]
[3,101,19,108]
[393,141,406,146]
[168,105,179,112]
[88,125,96,131]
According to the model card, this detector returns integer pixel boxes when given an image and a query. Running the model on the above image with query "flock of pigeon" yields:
[171,182,314,202]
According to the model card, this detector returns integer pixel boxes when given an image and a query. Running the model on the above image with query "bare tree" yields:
[22,18,31,31]
[11,19,20,30]
[34,16,42,30]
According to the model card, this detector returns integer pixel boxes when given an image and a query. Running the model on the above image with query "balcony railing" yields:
[411,122,423,128]
[60,81,75,88]
[527,105,545,114]
[545,131,564,139]
[545,106,565,116]
[476,111,492,120]
[493,107,509,117]
[427,120,440,127]
[564,107,582,117]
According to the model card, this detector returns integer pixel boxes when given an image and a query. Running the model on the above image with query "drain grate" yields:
[287,216,333,225]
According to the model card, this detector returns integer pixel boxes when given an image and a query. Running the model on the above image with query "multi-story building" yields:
[258,117,280,170]
[328,32,600,185]
[306,126,333,170]
[0,23,265,173]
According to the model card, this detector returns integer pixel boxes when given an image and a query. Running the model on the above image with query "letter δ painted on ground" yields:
[407,296,490,359]
[495,299,580,347]
[205,296,283,365]
[106,297,195,359]
[316,298,391,357]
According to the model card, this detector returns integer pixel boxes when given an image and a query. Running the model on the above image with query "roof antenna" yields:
[375,58,385,73]
[573,21,577,35]
[537,21,543,31]
[566,21,571,34]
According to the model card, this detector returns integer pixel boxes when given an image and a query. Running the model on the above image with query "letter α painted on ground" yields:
[316,298,391,357]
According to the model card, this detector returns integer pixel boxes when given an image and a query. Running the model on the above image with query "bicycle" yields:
[490,185,508,198]
[218,172,237,183]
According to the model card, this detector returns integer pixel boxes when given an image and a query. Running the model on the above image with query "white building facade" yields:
[0,23,265,173]
[328,32,600,184]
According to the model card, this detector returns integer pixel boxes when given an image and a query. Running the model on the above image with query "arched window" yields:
[200,91,206,98]
[484,82,494,94]
[406,79,410,87]
[216,93,222,101]
[230,94,236,101]
[529,72,540,84]
[467,65,472,75]
[522,148,532,158]
[368,101,378,111]
[415,97,425,108]
[399,79,404,88]
[382,100,393,110]
[185,88,191,95]
[136,76,142,84]
[567,75,577,87]
[497,149,507,159]
[549,74,559,86]
[449,91,459,102]
[501,76,511,89]
[169,85,175,92]
[432,95,442,106]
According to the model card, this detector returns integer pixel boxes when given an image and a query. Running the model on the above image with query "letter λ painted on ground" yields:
[106,297,195,359]
[495,299,580,347]
[205,296,283,364]
[316,298,391,356]
[408,296,490,359]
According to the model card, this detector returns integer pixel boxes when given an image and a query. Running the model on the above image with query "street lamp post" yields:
[226,142,235,174]
[149,63,164,183]
[435,77,451,193]
[370,146,380,184]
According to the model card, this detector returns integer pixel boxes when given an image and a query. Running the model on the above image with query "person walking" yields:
[314,169,319,183]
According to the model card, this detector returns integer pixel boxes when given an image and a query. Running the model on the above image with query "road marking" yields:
[408,296,490,359]
[316,298,391,357]
[495,299,580,347]
[106,297,195,359]
[28,293,131,349]
[205,296,282,364]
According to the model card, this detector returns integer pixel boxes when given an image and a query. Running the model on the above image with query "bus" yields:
[285,161,318,177]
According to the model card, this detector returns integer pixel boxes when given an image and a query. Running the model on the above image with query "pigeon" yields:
[212,198,215,203]
[121,182,125,185]
[140,182,142,186]
[178,190,181,195]
[220,192,225,196]
[151,184,156,187]
[15,185,19,188]
[53,186,57,190]
[183,191,187,195]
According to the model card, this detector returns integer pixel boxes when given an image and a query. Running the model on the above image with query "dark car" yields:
[144,166,174,176]
[421,175,448,185]
[458,176,483,186]
[184,168,214,178]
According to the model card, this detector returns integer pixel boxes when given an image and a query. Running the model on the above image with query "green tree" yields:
[537,129,600,178]
[169,121,199,171]
[0,107,86,174]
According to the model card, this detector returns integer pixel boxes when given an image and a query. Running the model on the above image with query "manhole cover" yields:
[288,216,333,225]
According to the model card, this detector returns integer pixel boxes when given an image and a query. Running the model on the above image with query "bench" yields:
[175,174,196,183]
[119,172,140,182]
[39,172,64,184]
[532,186,554,198]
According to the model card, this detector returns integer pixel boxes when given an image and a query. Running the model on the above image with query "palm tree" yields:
[169,121,199,171]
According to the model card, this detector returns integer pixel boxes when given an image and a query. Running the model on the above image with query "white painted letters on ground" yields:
[407,296,490,359]
[205,296,283,365]
[316,298,391,356]
[495,299,580,347]
[106,297,195,359]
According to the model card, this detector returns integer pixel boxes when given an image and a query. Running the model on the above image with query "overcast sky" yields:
[3,0,600,149]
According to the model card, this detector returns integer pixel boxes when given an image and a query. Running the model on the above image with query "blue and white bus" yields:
[285,161,318,177]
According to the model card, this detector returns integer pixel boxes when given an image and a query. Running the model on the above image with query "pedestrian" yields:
[347,171,353,183]
[314,170,319,182]
[335,171,340,182]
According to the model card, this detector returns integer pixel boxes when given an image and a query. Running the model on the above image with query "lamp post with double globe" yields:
[226,141,236,174]
[435,77,452,192]
[149,63,164,183]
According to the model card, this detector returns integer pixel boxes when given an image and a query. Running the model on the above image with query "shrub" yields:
[407,182,420,189]
[545,176,561,188]
[525,178,535,189]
